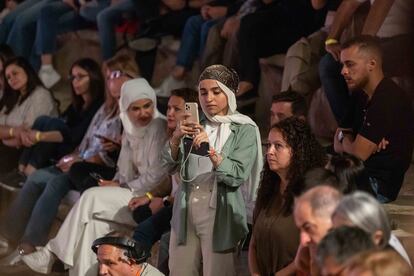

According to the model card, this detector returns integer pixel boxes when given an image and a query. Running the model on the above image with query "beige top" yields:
[0,86,58,127]
[357,0,413,38]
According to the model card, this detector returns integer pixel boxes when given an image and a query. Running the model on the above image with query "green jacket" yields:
[162,122,258,252]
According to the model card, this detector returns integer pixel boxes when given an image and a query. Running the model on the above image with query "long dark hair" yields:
[254,118,326,221]
[0,44,14,66]
[70,58,104,111]
[0,57,45,114]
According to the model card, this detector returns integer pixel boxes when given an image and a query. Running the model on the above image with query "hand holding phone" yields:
[56,154,77,172]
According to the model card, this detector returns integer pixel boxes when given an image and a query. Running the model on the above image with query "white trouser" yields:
[46,186,136,276]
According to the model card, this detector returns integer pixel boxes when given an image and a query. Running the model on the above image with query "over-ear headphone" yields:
[91,237,150,264]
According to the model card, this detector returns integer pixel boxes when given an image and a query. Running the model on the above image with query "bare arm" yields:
[20,129,64,147]
[361,0,395,35]
[325,0,362,60]
[342,133,377,161]
[275,262,296,276]
[248,234,261,276]
[311,0,328,10]
[37,130,64,143]
[327,0,362,39]
[0,125,12,140]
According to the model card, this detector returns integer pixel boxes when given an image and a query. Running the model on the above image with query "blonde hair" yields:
[104,54,140,117]
[106,54,140,79]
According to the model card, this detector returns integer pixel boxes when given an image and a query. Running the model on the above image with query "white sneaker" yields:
[22,247,55,274]
[155,75,187,98]
[38,67,61,89]
[0,250,21,266]
[0,235,9,257]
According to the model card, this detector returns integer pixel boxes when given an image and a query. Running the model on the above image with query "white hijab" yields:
[117,78,165,182]
[119,78,164,139]
[200,80,263,221]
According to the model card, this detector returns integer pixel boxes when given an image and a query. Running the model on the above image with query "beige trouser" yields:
[169,183,235,276]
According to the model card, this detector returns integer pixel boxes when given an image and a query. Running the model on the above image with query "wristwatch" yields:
[338,130,345,143]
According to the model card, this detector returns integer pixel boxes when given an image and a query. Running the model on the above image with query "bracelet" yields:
[35,131,41,142]
[8,127,14,138]
[325,38,339,46]
[145,192,153,201]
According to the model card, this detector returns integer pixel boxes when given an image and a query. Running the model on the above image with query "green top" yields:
[162,122,258,252]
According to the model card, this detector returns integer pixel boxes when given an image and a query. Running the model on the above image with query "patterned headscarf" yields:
[199,65,239,94]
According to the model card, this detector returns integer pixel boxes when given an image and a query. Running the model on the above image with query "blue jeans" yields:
[96,0,135,60]
[369,177,391,204]
[319,53,351,123]
[0,0,42,43]
[133,205,172,251]
[176,15,218,69]
[5,0,57,59]
[0,166,74,245]
[34,0,109,57]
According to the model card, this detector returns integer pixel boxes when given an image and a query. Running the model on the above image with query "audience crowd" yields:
[0,0,413,275]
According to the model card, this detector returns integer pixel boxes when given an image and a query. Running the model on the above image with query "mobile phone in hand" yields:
[185,102,199,124]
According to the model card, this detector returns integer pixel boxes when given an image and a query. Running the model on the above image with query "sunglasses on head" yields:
[108,70,133,80]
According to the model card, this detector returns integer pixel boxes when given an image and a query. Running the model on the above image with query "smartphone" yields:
[89,172,104,182]
[94,134,121,146]
[185,102,199,124]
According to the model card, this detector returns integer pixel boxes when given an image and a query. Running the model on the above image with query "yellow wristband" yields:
[9,127,14,138]
[325,38,339,46]
[35,131,41,142]
[145,192,153,201]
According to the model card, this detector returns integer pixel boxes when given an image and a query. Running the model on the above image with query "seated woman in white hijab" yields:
[21,78,168,276]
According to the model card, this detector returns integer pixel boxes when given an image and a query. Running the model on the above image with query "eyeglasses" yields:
[107,70,133,80]
[68,74,89,81]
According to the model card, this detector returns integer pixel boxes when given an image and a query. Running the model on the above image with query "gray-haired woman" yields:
[332,191,411,265]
